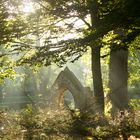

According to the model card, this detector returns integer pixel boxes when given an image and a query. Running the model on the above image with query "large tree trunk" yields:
[109,47,129,114]
[88,0,104,113]
[91,46,104,113]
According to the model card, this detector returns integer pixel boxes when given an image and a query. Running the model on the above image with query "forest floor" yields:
[0,106,140,140]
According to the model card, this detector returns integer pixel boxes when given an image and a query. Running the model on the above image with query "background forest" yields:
[0,0,140,139]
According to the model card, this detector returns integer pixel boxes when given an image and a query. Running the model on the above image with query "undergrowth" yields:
[0,104,140,140]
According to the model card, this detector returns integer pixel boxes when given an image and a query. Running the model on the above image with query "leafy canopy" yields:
[0,0,140,66]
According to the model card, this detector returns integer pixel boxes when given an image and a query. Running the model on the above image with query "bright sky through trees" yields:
[21,0,35,13]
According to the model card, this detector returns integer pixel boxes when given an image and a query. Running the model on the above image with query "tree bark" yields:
[91,46,104,113]
[109,47,129,113]
[88,0,104,113]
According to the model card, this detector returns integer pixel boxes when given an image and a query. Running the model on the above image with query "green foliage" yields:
[0,1,28,44]
[128,50,140,93]
[0,0,139,67]
[0,68,15,84]
[130,99,140,110]
[0,46,16,84]
[1,0,137,70]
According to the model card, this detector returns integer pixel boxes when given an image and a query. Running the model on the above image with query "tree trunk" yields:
[109,47,129,113]
[88,0,104,113]
[91,46,104,113]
